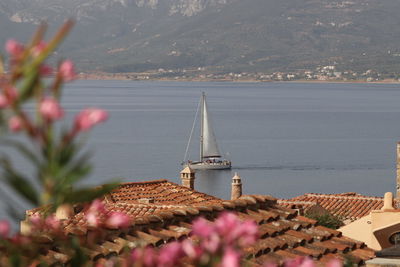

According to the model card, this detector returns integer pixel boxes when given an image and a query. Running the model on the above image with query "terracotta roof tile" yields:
[25,182,376,266]
[278,192,397,222]
[294,246,323,259]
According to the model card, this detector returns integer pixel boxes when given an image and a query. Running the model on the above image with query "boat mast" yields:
[200,92,205,161]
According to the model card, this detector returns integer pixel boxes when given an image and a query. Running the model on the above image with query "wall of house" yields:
[340,209,400,250]
[340,215,375,249]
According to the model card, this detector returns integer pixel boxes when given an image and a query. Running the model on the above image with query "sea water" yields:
[2,80,400,221]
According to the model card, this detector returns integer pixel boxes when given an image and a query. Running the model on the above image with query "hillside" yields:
[1,0,400,75]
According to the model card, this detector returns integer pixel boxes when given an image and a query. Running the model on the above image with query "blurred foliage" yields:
[0,20,117,219]
[305,208,344,229]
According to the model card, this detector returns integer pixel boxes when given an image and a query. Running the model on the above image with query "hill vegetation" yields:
[2,0,400,75]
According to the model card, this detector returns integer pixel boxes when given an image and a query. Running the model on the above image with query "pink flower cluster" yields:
[5,39,24,58]
[0,86,18,109]
[29,214,61,232]
[188,212,258,267]
[74,108,109,132]
[2,39,98,135]
[128,242,185,267]
[265,256,342,267]
[0,220,10,238]
[97,212,259,267]
[39,97,64,121]
[95,212,343,267]
[5,39,75,80]
[192,212,258,248]
[84,199,131,229]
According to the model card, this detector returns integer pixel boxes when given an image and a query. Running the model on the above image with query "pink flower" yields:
[6,87,18,101]
[39,65,53,76]
[284,257,316,267]
[221,247,240,267]
[214,212,258,246]
[29,213,42,226]
[192,217,214,238]
[237,220,258,246]
[59,60,76,81]
[45,215,60,230]
[74,108,108,132]
[88,199,106,214]
[0,95,8,108]
[203,234,221,253]
[131,247,156,267]
[86,212,99,227]
[182,239,203,260]
[158,242,184,267]
[326,259,342,267]
[32,41,47,57]
[106,212,130,228]
[39,97,64,121]
[9,116,23,132]
[5,39,24,57]
[0,220,10,238]
[215,212,238,231]
[299,257,316,267]
[285,257,306,267]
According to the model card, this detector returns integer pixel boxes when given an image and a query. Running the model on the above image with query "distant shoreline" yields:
[77,73,400,84]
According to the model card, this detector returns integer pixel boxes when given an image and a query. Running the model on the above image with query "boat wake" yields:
[232,163,388,171]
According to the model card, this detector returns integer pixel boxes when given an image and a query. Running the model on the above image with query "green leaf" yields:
[69,236,89,267]
[0,158,39,205]
[9,253,22,267]
[19,68,39,102]
[62,183,118,204]
[57,142,79,166]
[0,139,42,167]
[31,20,75,68]
[58,153,92,184]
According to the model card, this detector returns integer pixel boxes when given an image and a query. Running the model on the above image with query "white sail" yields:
[201,93,221,158]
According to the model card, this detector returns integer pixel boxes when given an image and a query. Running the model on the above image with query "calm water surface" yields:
[3,81,400,220]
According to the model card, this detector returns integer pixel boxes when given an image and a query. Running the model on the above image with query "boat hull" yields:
[187,161,231,170]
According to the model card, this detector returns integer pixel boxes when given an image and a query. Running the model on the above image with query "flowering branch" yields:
[0,20,116,217]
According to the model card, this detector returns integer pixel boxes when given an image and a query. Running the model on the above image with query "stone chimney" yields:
[180,166,195,190]
[382,192,394,211]
[231,172,242,200]
[397,142,400,199]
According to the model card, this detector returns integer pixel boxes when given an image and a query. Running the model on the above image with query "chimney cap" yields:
[232,172,241,180]
[382,192,394,211]
[180,166,195,174]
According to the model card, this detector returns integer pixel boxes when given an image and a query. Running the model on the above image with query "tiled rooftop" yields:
[106,179,221,205]
[278,192,398,223]
[30,182,375,266]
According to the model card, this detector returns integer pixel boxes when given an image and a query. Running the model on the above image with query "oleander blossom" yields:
[157,242,185,267]
[8,116,23,132]
[32,41,47,57]
[106,212,131,228]
[59,60,76,81]
[0,86,19,108]
[5,39,24,58]
[74,108,108,132]
[192,212,258,249]
[39,97,64,121]
[44,215,61,231]
[221,247,241,267]
[39,65,53,76]
[85,199,106,227]
[0,95,8,108]
[285,257,316,267]
[0,220,10,238]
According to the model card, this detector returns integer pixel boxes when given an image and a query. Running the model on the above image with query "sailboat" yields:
[183,92,231,170]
